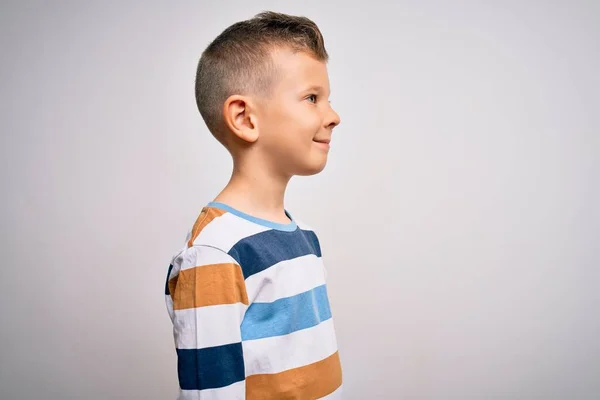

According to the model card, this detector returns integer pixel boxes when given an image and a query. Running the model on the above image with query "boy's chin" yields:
[294,159,328,176]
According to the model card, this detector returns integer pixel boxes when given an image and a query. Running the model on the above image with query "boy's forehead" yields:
[270,48,330,92]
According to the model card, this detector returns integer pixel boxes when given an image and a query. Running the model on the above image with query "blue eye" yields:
[307,94,317,103]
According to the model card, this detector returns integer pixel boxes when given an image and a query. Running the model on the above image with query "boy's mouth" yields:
[313,138,331,144]
[313,138,331,151]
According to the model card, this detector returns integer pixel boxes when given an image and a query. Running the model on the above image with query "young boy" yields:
[165,11,342,399]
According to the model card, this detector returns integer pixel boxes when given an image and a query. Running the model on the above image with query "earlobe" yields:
[223,95,259,143]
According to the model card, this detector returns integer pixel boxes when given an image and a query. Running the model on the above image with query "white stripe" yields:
[173,303,247,349]
[179,380,245,400]
[193,212,270,251]
[243,318,338,376]
[319,384,343,399]
[165,294,174,322]
[174,245,238,272]
[245,254,326,303]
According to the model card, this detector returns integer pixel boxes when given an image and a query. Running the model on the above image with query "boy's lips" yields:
[313,138,331,151]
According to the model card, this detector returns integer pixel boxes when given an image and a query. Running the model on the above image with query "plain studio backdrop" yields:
[1,1,598,399]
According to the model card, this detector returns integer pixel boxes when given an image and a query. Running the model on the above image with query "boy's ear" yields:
[222,95,259,143]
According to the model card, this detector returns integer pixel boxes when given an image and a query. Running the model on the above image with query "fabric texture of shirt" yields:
[165,201,343,399]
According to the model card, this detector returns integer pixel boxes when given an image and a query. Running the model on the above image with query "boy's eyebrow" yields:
[302,85,330,94]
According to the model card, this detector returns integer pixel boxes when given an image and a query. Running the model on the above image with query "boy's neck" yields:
[212,163,292,224]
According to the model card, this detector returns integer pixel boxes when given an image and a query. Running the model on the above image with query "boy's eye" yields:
[307,94,317,103]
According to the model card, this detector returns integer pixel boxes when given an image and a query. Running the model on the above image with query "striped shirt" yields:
[165,201,343,399]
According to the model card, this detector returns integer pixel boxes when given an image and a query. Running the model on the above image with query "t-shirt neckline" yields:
[207,201,298,232]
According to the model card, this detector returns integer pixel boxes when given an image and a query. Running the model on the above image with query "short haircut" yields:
[195,11,329,145]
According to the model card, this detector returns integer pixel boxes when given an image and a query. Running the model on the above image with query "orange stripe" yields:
[246,351,342,400]
[168,276,178,302]
[172,263,249,310]
[187,207,227,248]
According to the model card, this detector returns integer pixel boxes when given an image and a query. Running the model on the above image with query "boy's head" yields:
[195,11,341,177]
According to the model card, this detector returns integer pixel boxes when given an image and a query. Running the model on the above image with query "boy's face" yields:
[255,47,341,177]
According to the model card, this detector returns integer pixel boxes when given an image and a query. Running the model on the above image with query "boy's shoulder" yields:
[169,204,324,282]
[177,204,319,256]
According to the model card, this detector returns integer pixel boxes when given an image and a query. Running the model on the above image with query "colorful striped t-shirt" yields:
[165,202,343,399]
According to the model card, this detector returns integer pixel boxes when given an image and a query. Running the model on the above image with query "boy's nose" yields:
[325,106,341,130]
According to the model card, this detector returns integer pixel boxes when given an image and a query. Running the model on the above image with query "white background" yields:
[1,1,598,399]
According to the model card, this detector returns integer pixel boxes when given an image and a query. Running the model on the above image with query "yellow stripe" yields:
[246,351,342,400]
[171,263,249,310]
[187,207,227,248]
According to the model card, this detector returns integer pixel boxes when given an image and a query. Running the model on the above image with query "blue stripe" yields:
[164,264,173,295]
[208,201,298,232]
[176,342,244,391]
[241,284,332,341]
[229,228,322,279]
